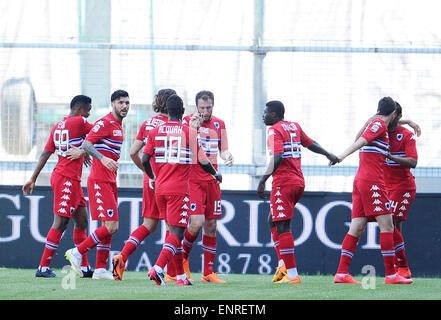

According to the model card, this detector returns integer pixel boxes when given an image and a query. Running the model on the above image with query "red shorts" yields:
[352,179,391,221]
[51,172,86,217]
[87,179,119,221]
[155,194,190,227]
[188,180,222,219]
[387,188,416,221]
[141,178,162,219]
[270,184,304,222]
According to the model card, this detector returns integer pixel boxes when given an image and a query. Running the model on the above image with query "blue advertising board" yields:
[0,185,440,276]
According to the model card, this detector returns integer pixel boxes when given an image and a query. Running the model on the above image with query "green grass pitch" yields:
[1,268,440,300]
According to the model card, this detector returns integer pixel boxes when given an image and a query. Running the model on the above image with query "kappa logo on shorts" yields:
[58,208,67,214]
[181,204,189,210]
[107,209,114,218]
[399,205,407,211]
[59,201,68,207]
[179,218,188,224]
[401,199,409,204]
[275,198,283,203]
[275,191,282,196]
[64,181,72,186]
[62,188,72,193]
[372,199,382,205]
[94,184,101,190]
[96,198,103,204]
[371,192,380,198]
[374,206,383,212]
[180,211,188,217]
[277,213,286,218]
[370,185,380,191]
[403,192,411,198]
[190,203,197,211]
[183,197,190,202]
[61,195,70,200]
[95,191,102,197]
[277,205,285,211]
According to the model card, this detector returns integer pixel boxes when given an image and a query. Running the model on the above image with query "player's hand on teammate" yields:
[149,178,155,191]
[189,113,202,130]
[22,180,36,195]
[66,146,84,160]
[101,156,119,172]
[406,120,421,137]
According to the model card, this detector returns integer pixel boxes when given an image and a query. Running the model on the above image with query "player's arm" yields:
[386,154,417,168]
[307,141,338,164]
[130,139,146,172]
[22,149,53,195]
[198,158,222,183]
[219,123,234,167]
[257,153,283,199]
[332,136,368,165]
[141,154,155,180]
[82,140,118,172]
[399,119,421,137]
[355,114,379,141]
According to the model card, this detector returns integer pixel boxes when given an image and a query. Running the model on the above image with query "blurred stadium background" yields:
[1,0,441,193]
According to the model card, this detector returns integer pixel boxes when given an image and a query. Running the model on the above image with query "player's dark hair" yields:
[153,88,176,113]
[394,101,402,116]
[195,90,214,106]
[265,100,285,119]
[111,89,129,102]
[377,97,396,116]
[70,95,91,109]
[166,94,184,118]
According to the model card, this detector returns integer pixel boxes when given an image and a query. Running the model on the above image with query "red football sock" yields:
[76,225,111,255]
[182,229,198,260]
[173,246,184,276]
[202,235,217,276]
[39,228,63,267]
[270,227,282,263]
[73,228,89,267]
[155,233,180,270]
[165,231,177,276]
[393,228,408,267]
[380,232,396,276]
[278,232,296,270]
[336,233,359,274]
[120,225,150,262]
[95,236,112,269]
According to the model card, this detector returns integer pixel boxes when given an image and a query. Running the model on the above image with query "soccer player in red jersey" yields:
[22,95,93,278]
[384,102,418,279]
[142,94,222,286]
[180,90,234,283]
[65,90,130,280]
[257,100,338,284]
[331,97,412,284]
[111,89,175,281]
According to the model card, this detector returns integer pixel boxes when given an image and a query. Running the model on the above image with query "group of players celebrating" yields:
[23,89,418,286]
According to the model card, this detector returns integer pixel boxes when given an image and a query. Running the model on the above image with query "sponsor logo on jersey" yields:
[113,130,123,137]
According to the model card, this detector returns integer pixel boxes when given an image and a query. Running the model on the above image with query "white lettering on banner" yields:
[216,200,241,247]
[315,201,352,249]
[26,195,47,243]
[243,200,266,247]
[0,194,24,242]
[362,223,380,249]
[118,197,143,234]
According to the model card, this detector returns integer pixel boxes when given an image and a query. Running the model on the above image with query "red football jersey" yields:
[85,112,124,183]
[267,120,314,187]
[144,120,206,195]
[136,114,168,181]
[183,114,228,181]
[356,118,390,181]
[44,115,93,181]
[384,124,418,190]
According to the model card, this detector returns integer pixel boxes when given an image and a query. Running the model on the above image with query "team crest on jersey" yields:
[396,133,403,141]
[214,122,220,129]
[107,209,114,218]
